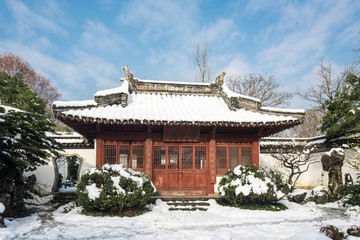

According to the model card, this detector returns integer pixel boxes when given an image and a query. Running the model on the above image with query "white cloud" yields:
[223,54,252,76]
[34,0,65,21]
[5,0,67,38]
[80,19,124,53]
[71,50,121,90]
[0,40,122,100]
[257,0,353,78]
[147,49,194,82]
[337,20,360,47]
[194,18,243,50]
[117,0,199,44]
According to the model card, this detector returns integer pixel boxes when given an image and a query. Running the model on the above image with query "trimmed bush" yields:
[218,165,291,206]
[77,164,156,214]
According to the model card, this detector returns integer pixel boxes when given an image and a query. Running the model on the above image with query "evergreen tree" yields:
[0,72,62,216]
[321,74,360,140]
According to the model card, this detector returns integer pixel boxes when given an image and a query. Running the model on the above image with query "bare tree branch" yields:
[271,144,319,187]
[226,74,294,107]
[298,58,359,109]
[194,41,212,83]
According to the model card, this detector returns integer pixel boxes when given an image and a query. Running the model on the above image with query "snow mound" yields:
[0,202,5,214]
[211,229,233,240]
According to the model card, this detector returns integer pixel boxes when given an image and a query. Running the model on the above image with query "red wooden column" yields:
[208,138,217,194]
[144,126,153,179]
[252,139,260,167]
[96,125,104,167]
[209,139,217,182]
[96,138,104,167]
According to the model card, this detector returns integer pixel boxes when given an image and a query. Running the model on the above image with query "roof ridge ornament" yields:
[122,65,134,80]
[215,70,226,86]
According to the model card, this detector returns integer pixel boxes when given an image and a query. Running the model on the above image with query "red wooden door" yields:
[152,144,208,195]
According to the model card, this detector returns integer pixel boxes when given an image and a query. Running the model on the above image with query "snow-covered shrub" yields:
[218,165,291,206]
[77,164,156,213]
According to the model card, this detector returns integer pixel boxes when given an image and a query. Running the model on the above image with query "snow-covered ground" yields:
[1,199,359,240]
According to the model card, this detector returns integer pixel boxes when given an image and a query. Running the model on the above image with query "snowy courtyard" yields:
[1,199,359,240]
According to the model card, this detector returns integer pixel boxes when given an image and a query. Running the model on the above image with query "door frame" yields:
[152,142,209,195]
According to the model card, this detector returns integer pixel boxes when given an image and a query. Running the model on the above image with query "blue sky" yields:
[0,0,359,109]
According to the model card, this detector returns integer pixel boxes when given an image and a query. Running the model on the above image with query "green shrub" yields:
[343,181,360,206]
[77,164,156,214]
[218,165,291,206]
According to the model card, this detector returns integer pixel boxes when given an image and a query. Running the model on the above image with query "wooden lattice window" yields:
[216,144,253,171]
[154,146,166,169]
[195,146,206,169]
[119,145,130,168]
[132,145,144,169]
[104,145,116,164]
[182,146,193,169]
[103,143,144,170]
[168,146,179,169]
[216,146,227,169]
[241,147,252,166]
[229,146,240,169]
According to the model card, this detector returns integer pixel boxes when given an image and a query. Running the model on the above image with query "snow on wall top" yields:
[137,79,212,86]
[94,79,129,97]
[62,93,298,124]
[52,100,97,108]
[46,132,90,145]
[261,106,306,114]
[221,84,261,103]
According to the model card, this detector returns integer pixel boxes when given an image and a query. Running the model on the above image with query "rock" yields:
[25,174,36,191]
[0,214,4,228]
[347,226,360,237]
[321,148,345,198]
[315,194,329,204]
[0,202,4,228]
[304,186,330,204]
[306,195,315,202]
[288,191,307,203]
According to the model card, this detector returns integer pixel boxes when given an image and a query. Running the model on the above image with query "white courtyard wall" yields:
[24,159,57,195]
[24,146,96,195]
[260,149,358,189]
[214,149,359,193]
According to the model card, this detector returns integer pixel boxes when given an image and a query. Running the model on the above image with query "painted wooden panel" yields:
[163,126,201,142]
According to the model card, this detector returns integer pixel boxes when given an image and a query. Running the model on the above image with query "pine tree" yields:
[321,74,360,140]
[0,72,62,216]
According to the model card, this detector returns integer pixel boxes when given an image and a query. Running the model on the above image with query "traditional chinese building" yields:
[53,67,305,195]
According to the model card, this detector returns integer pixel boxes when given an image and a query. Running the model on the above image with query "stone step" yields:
[163,200,211,211]
[168,207,208,211]
[52,192,77,205]
[150,195,224,211]
[166,201,210,207]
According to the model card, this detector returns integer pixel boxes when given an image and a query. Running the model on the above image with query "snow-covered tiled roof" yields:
[46,132,94,148]
[59,93,300,126]
[54,68,305,128]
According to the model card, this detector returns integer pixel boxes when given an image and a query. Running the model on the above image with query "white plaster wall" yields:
[260,151,359,189]
[214,150,359,193]
[214,176,223,193]
[62,148,96,178]
[24,158,56,195]
[24,146,96,195]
